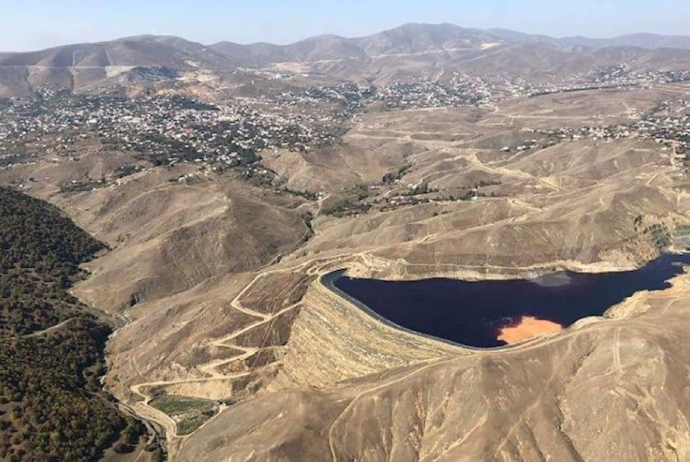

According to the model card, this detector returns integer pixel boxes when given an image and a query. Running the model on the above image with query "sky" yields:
[1,0,689,52]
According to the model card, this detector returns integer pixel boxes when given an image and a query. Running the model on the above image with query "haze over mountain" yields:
[3,23,690,97]
[211,24,690,65]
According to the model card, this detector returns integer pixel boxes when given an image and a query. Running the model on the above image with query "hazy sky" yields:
[2,0,689,52]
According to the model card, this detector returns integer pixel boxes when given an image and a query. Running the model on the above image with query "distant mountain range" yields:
[2,23,690,96]
[211,24,690,66]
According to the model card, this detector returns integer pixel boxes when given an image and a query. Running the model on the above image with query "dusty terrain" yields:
[3,74,690,461]
[179,269,690,461]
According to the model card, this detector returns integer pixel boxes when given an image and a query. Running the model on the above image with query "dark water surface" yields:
[326,254,690,348]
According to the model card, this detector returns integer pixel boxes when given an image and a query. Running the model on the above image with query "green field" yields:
[150,395,218,435]
[150,395,215,417]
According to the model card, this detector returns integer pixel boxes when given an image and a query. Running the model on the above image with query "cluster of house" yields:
[282,75,494,112]
[374,75,493,110]
[288,83,375,115]
[0,90,343,173]
[2,66,690,199]
[529,102,690,153]
[282,67,690,114]
[526,69,690,97]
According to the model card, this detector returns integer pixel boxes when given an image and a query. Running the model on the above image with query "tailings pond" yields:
[324,253,690,348]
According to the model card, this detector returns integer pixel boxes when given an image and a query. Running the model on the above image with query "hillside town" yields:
[2,66,690,195]
[0,90,345,171]
[284,68,690,112]
[515,68,690,97]
[510,99,690,154]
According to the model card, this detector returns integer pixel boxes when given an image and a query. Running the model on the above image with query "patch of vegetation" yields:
[474,179,502,188]
[323,185,373,217]
[281,187,319,201]
[113,164,144,179]
[150,395,217,436]
[323,200,372,217]
[347,184,371,201]
[150,396,215,417]
[401,182,438,197]
[167,95,219,111]
[0,187,105,335]
[456,191,479,201]
[672,225,690,236]
[59,178,107,193]
[382,165,412,185]
[0,187,147,461]
[176,413,215,436]
[648,224,672,251]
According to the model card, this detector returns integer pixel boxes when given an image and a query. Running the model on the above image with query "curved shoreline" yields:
[320,269,523,352]
[319,253,690,352]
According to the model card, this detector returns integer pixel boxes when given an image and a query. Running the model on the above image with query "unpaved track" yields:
[124,252,365,456]
[125,244,655,458]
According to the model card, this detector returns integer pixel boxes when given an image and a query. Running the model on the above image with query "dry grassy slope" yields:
[0,144,145,196]
[179,272,690,462]
[479,87,675,130]
[262,138,424,193]
[105,271,258,399]
[352,107,486,140]
[0,35,232,96]
[1,157,311,403]
[4,84,690,460]
[61,173,308,311]
[297,138,687,278]
[510,142,659,181]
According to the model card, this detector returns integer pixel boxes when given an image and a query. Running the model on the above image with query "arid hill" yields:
[4,24,690,96]
[3,75,690,460]
[3,23,690,460]
[179,272,690,461]
[0,35,231,96]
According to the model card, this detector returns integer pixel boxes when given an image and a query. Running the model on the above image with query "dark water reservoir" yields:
[325,253,690,348]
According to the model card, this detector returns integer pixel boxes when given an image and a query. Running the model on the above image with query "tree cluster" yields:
[0,187,147,461]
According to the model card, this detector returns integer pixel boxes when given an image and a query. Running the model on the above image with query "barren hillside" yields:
[3,22,690,462]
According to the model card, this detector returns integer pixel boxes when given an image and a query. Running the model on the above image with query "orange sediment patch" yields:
[497,316,563,344]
